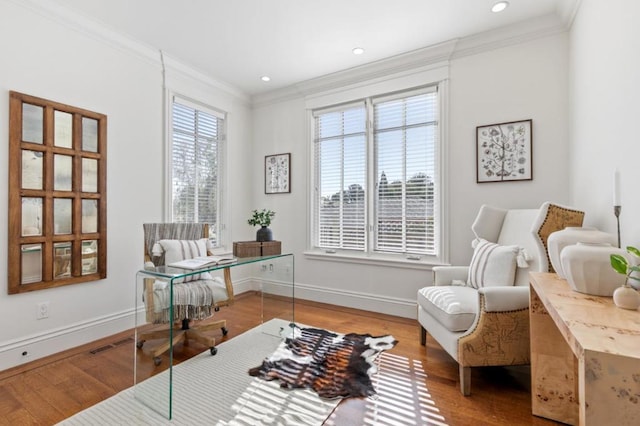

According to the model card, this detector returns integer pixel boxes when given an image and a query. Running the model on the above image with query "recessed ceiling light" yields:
[261,76,271,82]
[491,1,509,13]
[352,47,365,55]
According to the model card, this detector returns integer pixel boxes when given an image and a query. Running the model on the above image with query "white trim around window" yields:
[305,69,449,268]
[164,91,230,251]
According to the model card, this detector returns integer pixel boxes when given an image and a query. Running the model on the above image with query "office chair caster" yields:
[210,347,218,355]
[153,356,162,366]
[221,327,228,336]
[136,340,145,349]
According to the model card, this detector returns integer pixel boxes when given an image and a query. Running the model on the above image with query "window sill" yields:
[303,249,449,270]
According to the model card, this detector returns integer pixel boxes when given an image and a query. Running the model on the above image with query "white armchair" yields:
[417,202,584,395]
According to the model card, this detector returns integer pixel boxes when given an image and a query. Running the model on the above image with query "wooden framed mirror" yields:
[8,91,107,294]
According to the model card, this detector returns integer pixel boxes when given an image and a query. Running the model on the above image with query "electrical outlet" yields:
[37,301,50,319]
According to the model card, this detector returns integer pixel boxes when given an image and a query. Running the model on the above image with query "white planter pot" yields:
[548,227,617,278]
[560,242,627,296]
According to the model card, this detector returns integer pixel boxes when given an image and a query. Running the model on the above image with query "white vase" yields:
[548,227,617,278]
[613,285,640,310]
[560,242,627,296]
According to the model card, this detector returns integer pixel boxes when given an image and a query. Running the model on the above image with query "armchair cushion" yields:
[467,239,519,289]
[418,286,478,332]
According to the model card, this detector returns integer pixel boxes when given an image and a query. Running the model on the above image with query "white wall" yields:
[448,33,571,264]
[252,32,571,317]
[0,0,252,370]
[569,0,640,246]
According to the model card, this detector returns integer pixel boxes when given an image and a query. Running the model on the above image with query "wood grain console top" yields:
[530,272,640,360]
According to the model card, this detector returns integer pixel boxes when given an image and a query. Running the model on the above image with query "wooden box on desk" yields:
[233,241,281,257]
[261,241,281,256]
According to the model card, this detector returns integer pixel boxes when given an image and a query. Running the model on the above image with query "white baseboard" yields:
[248,277,417,319]
[0,277,415,372]
[0,308,136,372]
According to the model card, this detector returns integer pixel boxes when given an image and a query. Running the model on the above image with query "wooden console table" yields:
[529,273,640,425]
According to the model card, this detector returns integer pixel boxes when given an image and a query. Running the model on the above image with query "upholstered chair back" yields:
[143,223,209,266]
[470,202,585,287]
[471,205,542,287]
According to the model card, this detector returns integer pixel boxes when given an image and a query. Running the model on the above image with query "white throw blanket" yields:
[152,277,227,323]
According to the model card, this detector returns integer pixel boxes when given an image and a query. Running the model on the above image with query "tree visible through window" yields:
[313,86,439,257]
[171,97,225,246]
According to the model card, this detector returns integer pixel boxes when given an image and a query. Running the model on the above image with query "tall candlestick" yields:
[614,169,621,248]
[614,169,621,206]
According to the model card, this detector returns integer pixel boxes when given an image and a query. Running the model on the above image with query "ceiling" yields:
[52,0,573,97]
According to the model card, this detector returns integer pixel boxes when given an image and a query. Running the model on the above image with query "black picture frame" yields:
[476,119,533,183]
[265,153,291,194]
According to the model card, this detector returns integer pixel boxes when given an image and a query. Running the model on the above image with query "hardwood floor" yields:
[0,293,561,425]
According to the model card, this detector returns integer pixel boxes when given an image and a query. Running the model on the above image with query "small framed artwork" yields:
[476,119,532,183]
[265,153,291,194]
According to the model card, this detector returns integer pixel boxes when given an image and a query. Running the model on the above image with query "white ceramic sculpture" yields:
[548,227,617,278]
[561,242,627,296]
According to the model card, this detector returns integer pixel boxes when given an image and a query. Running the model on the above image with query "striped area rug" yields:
[58,319,340,425]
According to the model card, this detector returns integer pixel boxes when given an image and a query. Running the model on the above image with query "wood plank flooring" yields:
[0,293,562,426]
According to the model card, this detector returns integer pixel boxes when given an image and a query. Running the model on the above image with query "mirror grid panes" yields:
[21,244,42,284]
[53,242,72,279]
[82,117,98,152]
[22,103,43,144]
[9,91,108,293]
[21,197,42,237]
[22,149,43,190]
[54,154,73,191]
[82,240,98,275]
[82,158,98,192]
[54,110,73,148]
[54,198,72,235]
[82,199,98,233]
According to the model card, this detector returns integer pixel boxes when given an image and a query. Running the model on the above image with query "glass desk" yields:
[133,253,294,419]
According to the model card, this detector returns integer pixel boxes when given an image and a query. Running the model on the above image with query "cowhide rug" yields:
[248,326,397,399]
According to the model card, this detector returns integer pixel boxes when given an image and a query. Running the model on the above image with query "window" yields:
[312,86,439,260]
[169,96,225,246]
[8,91,107,294]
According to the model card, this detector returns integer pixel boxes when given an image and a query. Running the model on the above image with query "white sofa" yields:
[417,202,584,395]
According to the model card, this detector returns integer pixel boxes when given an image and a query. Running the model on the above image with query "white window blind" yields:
[312,86,439,257]
[374,89,437,255]
[313,102,366,250]
[171,97,225,246]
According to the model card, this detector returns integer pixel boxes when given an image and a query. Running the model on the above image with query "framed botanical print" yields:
[476,119,532,183]
[265,153,291,194]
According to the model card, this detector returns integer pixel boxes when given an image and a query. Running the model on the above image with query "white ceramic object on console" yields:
[613,285,640,310]
[548,227,617,279]
[560,242,627,296]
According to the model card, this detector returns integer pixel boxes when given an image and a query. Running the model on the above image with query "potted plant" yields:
[610,246,640,309]
[248,209,275,242]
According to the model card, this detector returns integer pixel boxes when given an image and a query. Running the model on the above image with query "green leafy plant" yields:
[610,246,640,284]
[247,209,275,227]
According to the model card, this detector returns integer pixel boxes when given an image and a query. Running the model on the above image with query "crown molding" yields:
[252,40,458,108]
[10,0,250,104]
[159,53,250,104]
[450,13,567,60]
[557,0,583,28]
[252,12,569,108]
[12,0,573,110]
